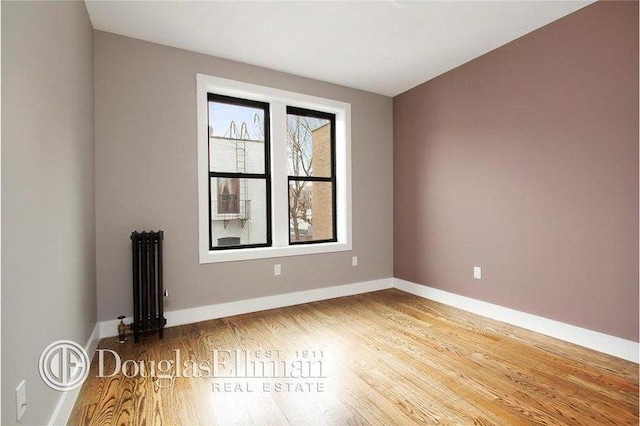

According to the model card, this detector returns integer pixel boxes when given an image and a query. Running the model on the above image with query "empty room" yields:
[1,0,638,424]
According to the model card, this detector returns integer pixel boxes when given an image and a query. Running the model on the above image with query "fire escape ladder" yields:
[236,139,248,228]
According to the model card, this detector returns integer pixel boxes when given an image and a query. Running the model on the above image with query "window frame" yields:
[207,93,272,251]
[197,74,352,264]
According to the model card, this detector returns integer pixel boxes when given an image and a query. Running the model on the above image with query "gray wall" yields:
[94,31,393,322]
[1,1,96,424]
[393,0,639,341]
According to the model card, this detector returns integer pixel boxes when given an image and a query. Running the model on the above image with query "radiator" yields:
[131,230,166,342]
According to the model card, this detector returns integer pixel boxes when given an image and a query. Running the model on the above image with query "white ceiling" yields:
[85,1,594,97]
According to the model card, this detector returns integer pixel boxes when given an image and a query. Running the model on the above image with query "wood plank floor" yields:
[69,289,639,425]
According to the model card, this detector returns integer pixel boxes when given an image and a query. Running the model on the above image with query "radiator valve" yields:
[117,316,127,343]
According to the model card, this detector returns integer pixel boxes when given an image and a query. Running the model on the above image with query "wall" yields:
[94,32,393,322]
[1,1,96,424]
[394,0,639,341]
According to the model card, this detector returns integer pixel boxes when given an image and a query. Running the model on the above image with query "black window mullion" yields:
[211,172,268,180]
[287,106,334,122]
[330,111,337,242]
[287,176,333,183]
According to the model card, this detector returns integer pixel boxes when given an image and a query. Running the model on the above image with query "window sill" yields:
[199,241,352,264]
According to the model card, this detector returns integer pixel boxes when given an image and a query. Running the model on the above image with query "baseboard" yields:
[48,323,100,425]
[96,276,637,363]
[98,278,394,339]
[394,278,639,363]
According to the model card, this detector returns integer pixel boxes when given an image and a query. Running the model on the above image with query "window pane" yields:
[209,101,266,174]
[211,177,268,247]
[286,113,332,178]
[289,180,334,242]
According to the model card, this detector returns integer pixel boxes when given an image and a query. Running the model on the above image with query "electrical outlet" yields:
[473,266,482,280]
[16,380,26,421]
[274,264,281,276]
[352,256,358,266]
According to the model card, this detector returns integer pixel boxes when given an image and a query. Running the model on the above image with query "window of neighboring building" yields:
[197,74,352,263]
[217,178,239,214]
[218,237,241,246]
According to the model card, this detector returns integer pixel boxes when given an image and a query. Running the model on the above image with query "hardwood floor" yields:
[69,289,639,425]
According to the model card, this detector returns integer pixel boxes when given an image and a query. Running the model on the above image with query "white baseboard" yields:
[96,276,637,363]
[99,278,394,339]
[48,323,100,425]
[394,278,639,363]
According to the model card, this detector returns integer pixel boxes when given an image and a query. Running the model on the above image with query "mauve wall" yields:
[393,1,638,341]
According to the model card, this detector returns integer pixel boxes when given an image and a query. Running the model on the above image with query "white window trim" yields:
[196,74,352,263]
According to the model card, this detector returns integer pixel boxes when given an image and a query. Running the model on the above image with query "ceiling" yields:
[85,1,594,97]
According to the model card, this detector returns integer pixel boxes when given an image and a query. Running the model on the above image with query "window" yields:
[207,94,271,249]
[197,74,351,263]
[287,107,336,244]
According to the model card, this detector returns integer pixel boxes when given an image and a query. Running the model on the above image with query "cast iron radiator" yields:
[131,230,166,342]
